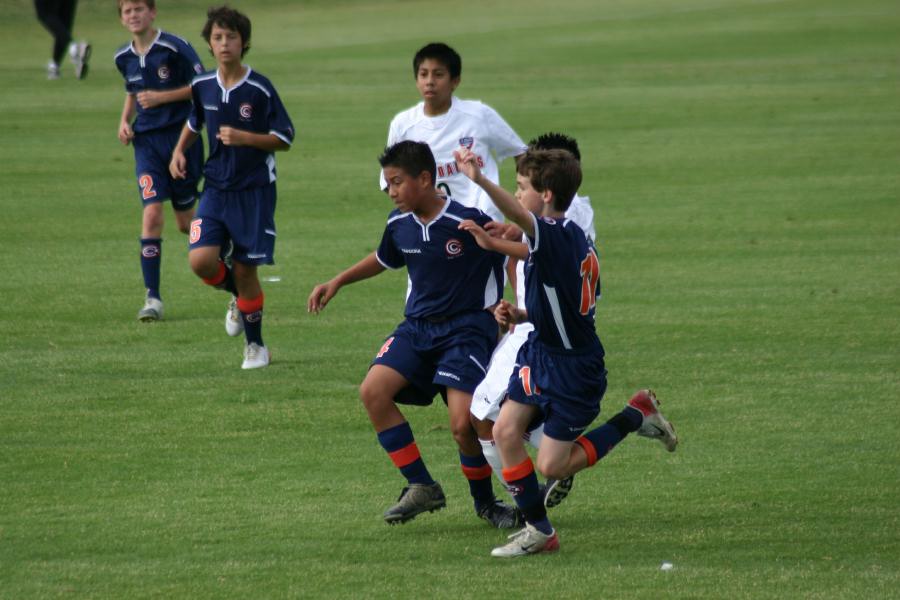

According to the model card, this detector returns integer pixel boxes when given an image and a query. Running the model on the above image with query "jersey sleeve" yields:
[175,40,205,83]
[375,222,405,270]
[482,104,527,161]
[187,82,204,132]
[266,86,295,145]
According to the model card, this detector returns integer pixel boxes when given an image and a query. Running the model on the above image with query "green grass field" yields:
[1,0,899,597]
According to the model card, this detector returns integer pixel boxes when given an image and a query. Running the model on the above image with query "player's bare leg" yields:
[449,389,521,528]
[490,399,558,556]
[137,202,165,321]
[361,365,446,524]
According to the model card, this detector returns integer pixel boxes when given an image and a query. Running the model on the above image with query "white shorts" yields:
[470,324,533,422]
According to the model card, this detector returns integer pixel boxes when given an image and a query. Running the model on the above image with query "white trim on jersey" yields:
[270,130,292,146]
[469,355,488,375]
[216,67,253,103]
[375,252,401,270]
[543,283,573,350]
[247,79,272,98]
[483,267,500,309]
[266,154,276,183]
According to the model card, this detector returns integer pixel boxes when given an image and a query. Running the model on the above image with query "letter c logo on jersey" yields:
[239,103,253,120]
[157,65,170,80]
[445,238,463,257]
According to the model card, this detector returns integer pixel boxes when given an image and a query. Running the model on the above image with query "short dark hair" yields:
[516,149,582,212]
[528,132,581,162]
[118,0,155,15]
[379,141,436,186]
[413,43,462,79]
[202,5,251,57]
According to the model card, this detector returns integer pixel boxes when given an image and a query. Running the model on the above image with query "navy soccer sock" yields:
[459,451,496,510]
[377,422,435,486]
[140,237,162,299]
[575,406,643,467]
[237,293,264,346]
[201,260,237,295]
[502,457,552,534]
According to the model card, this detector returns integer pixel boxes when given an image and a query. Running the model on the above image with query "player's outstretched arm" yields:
[307,252,386,314]
[169,125,199,179]
[118,94,136,145]
[458,220,527,260]
[454,148,534,237]
[217,127,290,152]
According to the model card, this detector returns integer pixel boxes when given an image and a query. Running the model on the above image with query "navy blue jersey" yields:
[188,68,295,191]
[114,30,205,134]
[376,199,505,319]
[523,214,602,351]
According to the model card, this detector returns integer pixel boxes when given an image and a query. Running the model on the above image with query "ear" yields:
[450,76,461,93]
[541,189,554,205]
[418,170,433,189]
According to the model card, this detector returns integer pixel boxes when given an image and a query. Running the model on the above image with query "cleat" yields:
[137,296,163,321]
[241,342,270,369]
[47,61,60,80]
[70,41,91,80]
[542,476,574,509]
[477,499,524,529]
[383,482,446,525]
[225,296,243,336]
[628,389,678,452]
[491,523,559,558]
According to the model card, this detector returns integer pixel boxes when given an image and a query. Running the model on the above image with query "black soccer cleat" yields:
[542,476,574,509]
[383,482,446,525]
[477,498,524,529]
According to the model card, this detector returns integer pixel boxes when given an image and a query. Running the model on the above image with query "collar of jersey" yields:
[130,28,162,57]
[216,67,253,103]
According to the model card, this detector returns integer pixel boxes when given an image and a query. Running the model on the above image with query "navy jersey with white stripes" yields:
[114,31,205,133]
[188,68,294,190]
[523,214,603,352]
[376,199,505,319]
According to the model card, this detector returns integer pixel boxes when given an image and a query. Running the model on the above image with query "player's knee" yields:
[536,455,568,481]
[491,418,518,448]
[359,379,390,415]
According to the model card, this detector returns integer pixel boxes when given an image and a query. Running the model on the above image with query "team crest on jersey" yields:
[239,103,253,119]
[157,65,170,80]
[459,136,474,149]
[445,238,463,257]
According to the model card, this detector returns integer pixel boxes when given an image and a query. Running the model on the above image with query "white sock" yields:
[525,424,544,449]
[478,438,510,494]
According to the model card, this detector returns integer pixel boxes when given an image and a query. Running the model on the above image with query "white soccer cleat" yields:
[225,296,243,336]
[70,41,91,80]
[242,343,270,370]
[491,523,559,558]
[46,61,60,80]
[628,389,678,452]
[137,296,163,322]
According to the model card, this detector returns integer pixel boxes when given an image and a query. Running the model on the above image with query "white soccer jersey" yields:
[470,192,597,422]
[381,96,526,222]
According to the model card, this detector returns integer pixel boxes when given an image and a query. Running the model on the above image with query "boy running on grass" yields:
[308,141,520,528]
[455,146,678,557]
[170,5,294,369]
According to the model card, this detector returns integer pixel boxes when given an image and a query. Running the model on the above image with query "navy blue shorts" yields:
[133,127,203,209]
[506,339,607,442]
[373,310,499,405]
[189,183,277,266]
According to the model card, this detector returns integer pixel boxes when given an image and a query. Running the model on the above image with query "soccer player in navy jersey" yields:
[308,141,521,528]
[169,5,294,369]
[115,0,206,322]
[455,146,679,557]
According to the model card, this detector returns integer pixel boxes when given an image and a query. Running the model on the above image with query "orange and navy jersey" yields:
[114,30,205,134]
[523,213,603,353]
